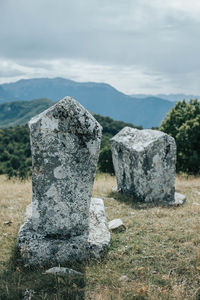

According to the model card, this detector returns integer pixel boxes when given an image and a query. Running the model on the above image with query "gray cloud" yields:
[0,0,200,94]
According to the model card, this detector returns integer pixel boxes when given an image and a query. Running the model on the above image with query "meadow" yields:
[0,174,200,299]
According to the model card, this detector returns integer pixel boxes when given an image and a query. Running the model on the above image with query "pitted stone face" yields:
[29,97,102,236]
[110,127,176,203]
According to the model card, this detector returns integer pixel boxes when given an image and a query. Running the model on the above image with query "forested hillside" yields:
[0,126,31,179]
[0,98,53,128]
[0,115,141,179]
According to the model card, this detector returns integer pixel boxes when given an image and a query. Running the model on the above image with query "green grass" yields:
[0,174,200,299]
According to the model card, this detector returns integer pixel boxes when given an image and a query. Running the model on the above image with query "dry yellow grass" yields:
[0,174,200,299]
[92,173,117,197]
[0,175,31,269]
[87,174,200,300]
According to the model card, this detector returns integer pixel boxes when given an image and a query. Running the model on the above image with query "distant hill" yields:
[0,99,53,128]
[131,93,200,102]
[0,99,142,132]
[0,77,175,128]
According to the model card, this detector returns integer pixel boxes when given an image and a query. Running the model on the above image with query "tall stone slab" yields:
[18,97,110,266]
[110,127,177,203]
[30,96,101,237]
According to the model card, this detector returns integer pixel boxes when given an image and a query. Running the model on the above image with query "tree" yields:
[0,116,141,179]
[160,99,200,174]
[0,125,32,179]
[97,135,114,174]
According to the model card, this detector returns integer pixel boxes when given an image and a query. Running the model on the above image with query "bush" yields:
[160,99,200,174]
[98,136,114,174]
[0,125,31,180]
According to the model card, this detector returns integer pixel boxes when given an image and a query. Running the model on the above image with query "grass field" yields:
[0,174,200,299]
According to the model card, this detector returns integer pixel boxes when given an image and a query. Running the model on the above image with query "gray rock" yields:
[18,97,110,266]
[168,192,186,206]
[87,198,110,249]
[119,275,128,281]
[45,267,83,276]
[108,218,126,232]
[111,186,118,192]
[3,220,12,226]
[23,289,35,300]
[29,96,102,236]
[111,127,176,203]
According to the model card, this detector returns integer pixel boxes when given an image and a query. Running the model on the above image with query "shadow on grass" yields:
[109,191,181,210]
[0,242,86,300]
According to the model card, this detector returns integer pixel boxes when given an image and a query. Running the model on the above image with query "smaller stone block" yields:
[111,127,176,203]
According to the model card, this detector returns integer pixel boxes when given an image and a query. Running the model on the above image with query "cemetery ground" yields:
[0,174,200,300]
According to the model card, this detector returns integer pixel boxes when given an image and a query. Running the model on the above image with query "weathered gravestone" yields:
[110,127,183,203]
[18,97,110,266]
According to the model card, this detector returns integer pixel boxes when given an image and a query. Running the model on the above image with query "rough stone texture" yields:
[18,198,110,266]
[108,219,126,232]
[29,96,102,236]
[18,97,110,266]
[111,127,177,203]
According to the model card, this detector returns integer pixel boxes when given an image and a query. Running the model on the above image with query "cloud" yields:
[1,57,199,95]
[0,61,25,78]
[0,0,200,94]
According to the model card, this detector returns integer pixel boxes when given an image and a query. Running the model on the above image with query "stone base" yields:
[167,192,186,206]
[18,198,110,267]
[111,187,186,206]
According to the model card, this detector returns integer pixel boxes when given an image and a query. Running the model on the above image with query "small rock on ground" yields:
[111,186,117,192]
[120,275,128,281]
[3,220,12,226]
[45,267,83,276]
[23,289,35,300]
[108,219,126,232]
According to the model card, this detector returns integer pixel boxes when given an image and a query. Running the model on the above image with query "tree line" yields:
[160,99,200,174]
[0,114,141,179]
[0,99,199,179]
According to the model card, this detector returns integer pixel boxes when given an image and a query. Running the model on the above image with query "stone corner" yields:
[167,192,186,206]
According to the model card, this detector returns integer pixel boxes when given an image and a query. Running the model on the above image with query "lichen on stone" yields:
[111,127,176,203]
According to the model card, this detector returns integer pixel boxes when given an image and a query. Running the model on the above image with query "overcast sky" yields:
[0,0,200,94]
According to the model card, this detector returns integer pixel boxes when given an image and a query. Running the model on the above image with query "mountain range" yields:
[132,94,200,102]
[0,77,177,128]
